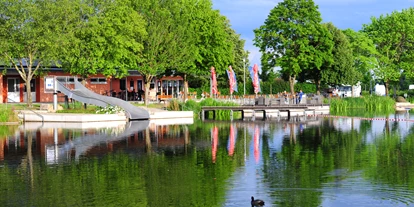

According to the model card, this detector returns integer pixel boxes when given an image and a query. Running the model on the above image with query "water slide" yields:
[55,79,150,120]
[46,120,150,162]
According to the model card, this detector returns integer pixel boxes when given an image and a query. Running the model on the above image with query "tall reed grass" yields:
[330,96,395,113]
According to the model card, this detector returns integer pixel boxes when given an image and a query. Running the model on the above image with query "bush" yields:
[95,105,124,114]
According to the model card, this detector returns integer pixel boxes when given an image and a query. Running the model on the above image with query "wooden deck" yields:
[201,104,329,121]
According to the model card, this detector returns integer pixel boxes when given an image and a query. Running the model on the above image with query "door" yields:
[7,78,20,103]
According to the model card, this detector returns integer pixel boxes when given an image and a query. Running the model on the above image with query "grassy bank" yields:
[0,104,20,122]
[330,96,395,113]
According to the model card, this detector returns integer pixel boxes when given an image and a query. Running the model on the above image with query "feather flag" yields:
[249,64,261,94]
[210,66,218,96]
[226,66,238,94]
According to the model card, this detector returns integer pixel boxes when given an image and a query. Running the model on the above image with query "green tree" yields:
[61,0,147,81]
[296,23,334,94]
[342,29,378,87]
[0,0,78,107]
[320,23,357,90]
[175,0,235,99]
[363,8,414,96]
[254,0,330,95]
[133,0,202,104]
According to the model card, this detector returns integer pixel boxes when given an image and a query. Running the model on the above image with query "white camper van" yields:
[337,84,361,97]
[374,84,386,96]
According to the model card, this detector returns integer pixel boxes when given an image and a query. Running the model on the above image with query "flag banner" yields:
[210,66,218,96]
[227,124,237,156]
[211,126,218,163]
[253,125,260,163]
[226,65,238,94]
[249,64,261,94]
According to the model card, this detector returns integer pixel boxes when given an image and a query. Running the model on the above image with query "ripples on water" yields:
[1,116,414,207]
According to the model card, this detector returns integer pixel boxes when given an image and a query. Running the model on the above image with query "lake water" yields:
[1,111,414,207]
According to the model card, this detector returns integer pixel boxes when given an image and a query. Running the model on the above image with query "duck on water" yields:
[251,196,265,206]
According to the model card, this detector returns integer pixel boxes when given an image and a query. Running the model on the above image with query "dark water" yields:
[1,112,414,207]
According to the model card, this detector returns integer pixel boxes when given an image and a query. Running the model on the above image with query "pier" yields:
[201,104,330,121]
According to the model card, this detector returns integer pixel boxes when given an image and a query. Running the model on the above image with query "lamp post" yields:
[243,58,246,96]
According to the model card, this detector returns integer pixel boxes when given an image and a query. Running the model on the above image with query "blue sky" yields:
[212,0,414,66]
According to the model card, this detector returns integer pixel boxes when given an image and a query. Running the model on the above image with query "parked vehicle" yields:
[374,84,386,96]
[337,84,361,97]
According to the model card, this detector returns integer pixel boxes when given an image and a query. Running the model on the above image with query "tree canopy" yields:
[0,0,79,106]
[61,0,147,79]
[254,0,332,94]
[363,7,414,95]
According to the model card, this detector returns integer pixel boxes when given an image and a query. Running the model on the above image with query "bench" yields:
[158,94,173,103]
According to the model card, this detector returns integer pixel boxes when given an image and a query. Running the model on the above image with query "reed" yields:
[329,96,395,112]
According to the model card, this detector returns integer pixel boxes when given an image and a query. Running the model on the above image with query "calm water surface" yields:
[1,112,414,207]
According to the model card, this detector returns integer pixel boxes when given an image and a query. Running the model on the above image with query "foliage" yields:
[95,105,124,114]
[260,78,316,94]
[330,96,395,112]
[132,0,200,105]
[254,0,333,94]
[62,0,147,79]
[167,99,180,111]
[167,98,239,120]
[0,125,18,137]
[57,102,97,113]
[0,105,19,122]
[173,0,240,100]
[0,0,78,107]
[363,8,414,95]
[342,29,378,86]
[320,23,357,87]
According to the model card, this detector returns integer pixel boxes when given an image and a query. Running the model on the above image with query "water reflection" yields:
[1,114,414,206]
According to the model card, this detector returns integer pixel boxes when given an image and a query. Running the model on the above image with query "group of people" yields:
[282,90,304,104]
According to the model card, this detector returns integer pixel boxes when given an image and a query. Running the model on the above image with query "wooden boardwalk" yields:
[201,104,329,121]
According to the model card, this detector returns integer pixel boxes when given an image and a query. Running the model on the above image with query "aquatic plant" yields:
[329,96,395,113]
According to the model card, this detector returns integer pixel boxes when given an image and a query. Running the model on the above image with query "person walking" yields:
[297,90,303,104]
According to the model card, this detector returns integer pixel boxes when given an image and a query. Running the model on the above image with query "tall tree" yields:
[0,0,79,107]
[343,29,378,95]
[320,23,356,89]
[254,0,330,95]
[297,23,334,94]
[363,8,414,96]
[343,29,378,86]
[174,0,235,99]
[61,0,147,80]
[133,0,202,104]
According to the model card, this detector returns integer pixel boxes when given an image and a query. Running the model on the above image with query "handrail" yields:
[7,98,44,123]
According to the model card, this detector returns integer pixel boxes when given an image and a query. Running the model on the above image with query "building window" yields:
[56,76,82,84]
[90,78,107,84]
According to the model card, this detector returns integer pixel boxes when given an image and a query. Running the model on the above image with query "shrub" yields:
[95,105,124,114]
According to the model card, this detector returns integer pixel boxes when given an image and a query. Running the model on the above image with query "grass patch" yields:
[0,104,20,122]
[57,101,98,114]
[330,96,395,113]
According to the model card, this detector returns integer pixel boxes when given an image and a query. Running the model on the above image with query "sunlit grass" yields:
[0,104,20,122]
[330,96,395,113]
